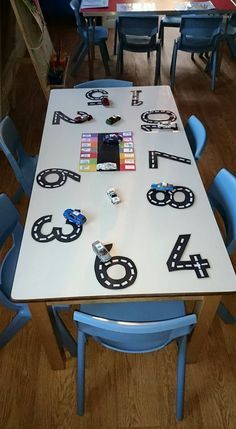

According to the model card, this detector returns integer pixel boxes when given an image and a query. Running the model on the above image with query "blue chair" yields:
[185,115,207,161]
[208,169,236,323]
[74,78,133,88]
[0,116,38,200]
[116,16,161,85]
[158,16,182,46]
[0,194,76,356]
[113,13,159,57]
[170,15,223,90]
[74,301,197,419]
[226,13,236,58]
[70,0,110,75]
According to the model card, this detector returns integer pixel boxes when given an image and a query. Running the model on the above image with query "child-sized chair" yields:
[74,300,196,420]
[0,193,76,356]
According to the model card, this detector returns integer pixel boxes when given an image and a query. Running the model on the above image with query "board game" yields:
[79,131,136,172]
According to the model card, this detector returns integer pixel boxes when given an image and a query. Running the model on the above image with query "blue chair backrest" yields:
[70,0,85,38]
[74,79,133,88]
[0,194,23,299]
[0,116,28,184]
[74,311,196,353]
[185,115,207,161]
[117,16,159,49]
[179,15,223,51]
[208,169,236,255]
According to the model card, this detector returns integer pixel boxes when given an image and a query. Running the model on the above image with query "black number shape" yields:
[94,244,137,290]
[141,109,177,124]
[131,90,143,106]
[85,89,108,100]
[147,186,194,209]
[149,151,191,169]
[52,111,89,124]
[167,234,210,278]
[37,168,81,189]
[31,215,82,243]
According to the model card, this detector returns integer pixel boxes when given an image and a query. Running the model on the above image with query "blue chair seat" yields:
[82,25,108,43]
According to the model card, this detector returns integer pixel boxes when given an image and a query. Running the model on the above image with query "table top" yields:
[12,86,236,302]
[81,0,236,15]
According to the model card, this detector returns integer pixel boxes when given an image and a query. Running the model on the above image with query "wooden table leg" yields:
[187,295,221,363]
[30,302,66,370]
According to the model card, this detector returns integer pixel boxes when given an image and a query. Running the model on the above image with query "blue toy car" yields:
[151,182,174,191]
[63,208,87,226]
[103,133,123,145]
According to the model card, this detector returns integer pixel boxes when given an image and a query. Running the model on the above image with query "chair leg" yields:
[113,20,118,55]
[11,186,24,204]
[116,43,123,76]
[77,331,86,415]
[158,21,164,47]
[70,44,88,76]
[72,41,86,63]
[210,49,218,91]
[49,306,77,357]
[170,42,178,90]
[0,306,31,349]
[154,46,161,85]
[227,37,236,58]
[99,41,111,76]
[217,302,236,324]
[176,336,187,421]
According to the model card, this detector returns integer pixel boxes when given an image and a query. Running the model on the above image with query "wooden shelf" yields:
[10,0,66,100]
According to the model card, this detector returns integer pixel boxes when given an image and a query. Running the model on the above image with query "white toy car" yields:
[92,241,111,262]
[96,162,117,171]
[107,188,120,205]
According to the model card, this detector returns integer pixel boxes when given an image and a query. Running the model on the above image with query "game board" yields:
[79,131,136,172]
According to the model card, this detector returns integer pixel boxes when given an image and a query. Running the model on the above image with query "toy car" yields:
[107,188,120,204]
[63,208,87,226]
[106,115,121,125]
[74,113,93,123]
[103,133,123,145]
[92,240,112,262]
[151,182,174,191]
[96,162,117,171]
[101,96,110,106]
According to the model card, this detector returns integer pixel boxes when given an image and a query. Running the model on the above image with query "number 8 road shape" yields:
[147,184,195,209]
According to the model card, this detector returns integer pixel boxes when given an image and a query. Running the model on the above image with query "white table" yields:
[12,86,236,369]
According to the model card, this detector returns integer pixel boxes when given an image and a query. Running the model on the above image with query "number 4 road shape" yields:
[167,234,210,279]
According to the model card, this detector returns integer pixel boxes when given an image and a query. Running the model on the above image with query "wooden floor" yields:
[1,19,236,429]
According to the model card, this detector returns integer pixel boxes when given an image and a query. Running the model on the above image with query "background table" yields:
[81,0,236,16]
[12,86,236,369]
